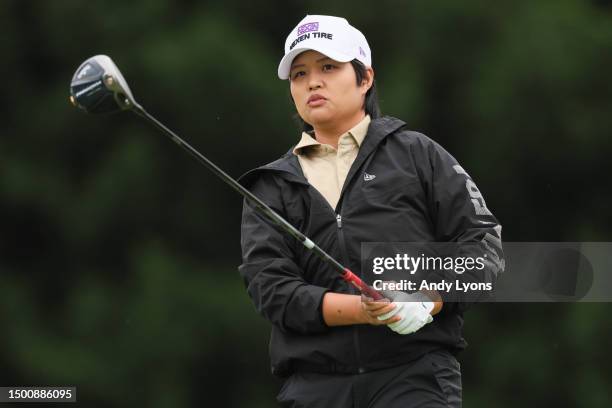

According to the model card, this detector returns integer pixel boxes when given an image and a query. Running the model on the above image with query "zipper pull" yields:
[336,214,342,228]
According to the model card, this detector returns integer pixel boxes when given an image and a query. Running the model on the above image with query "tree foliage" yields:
[1,1,611,406]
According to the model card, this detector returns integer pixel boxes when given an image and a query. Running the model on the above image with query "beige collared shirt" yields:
[292,115,371,209]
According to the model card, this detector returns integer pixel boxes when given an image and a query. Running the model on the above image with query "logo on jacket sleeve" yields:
[453,164,492,216]
[364,172,376,181]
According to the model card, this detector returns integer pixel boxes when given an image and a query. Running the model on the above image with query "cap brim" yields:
[277,47,354,80]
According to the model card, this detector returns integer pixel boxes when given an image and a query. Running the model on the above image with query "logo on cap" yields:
[359,47,367,58]
[297,22,319,35]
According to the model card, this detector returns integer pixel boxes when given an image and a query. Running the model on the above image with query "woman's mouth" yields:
[307,94,327,107]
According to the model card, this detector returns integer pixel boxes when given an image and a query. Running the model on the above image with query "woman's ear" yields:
[362,67,375,92]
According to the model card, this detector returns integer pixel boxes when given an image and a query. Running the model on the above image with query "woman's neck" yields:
[313,112,366,149]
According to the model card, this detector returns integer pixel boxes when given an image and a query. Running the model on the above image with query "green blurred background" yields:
[1,0,611,406]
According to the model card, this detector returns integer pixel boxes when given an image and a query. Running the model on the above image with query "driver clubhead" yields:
[69,55,139,114]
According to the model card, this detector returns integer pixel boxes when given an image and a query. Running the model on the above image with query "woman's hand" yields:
[360,295,403,326]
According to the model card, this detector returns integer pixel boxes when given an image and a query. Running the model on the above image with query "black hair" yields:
[291,59,382,132]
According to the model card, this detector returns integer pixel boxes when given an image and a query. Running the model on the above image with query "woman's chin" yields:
[306,112,336,128]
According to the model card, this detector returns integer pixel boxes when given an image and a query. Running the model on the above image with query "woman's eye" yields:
[322,64,336,71]
[292,71,305,79]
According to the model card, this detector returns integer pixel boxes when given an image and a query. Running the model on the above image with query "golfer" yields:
[239,14,503,407]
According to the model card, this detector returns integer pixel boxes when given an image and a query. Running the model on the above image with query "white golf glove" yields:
[377,290,434,335]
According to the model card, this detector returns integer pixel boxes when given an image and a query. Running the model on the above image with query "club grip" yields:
[342,268,386,301]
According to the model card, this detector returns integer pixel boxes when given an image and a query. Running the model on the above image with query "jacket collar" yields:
[238,116,406,188]
[292,114,371,156]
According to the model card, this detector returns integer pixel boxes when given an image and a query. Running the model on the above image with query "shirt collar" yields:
[292,115,371,156]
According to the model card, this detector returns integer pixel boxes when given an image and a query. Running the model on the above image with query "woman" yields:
[239,14,503,407]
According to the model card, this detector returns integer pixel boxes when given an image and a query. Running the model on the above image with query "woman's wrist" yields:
[322,293,366,326]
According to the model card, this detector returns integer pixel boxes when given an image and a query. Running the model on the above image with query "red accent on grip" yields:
[342,268,385,300]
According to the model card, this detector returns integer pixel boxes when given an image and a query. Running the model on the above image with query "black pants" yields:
[276,349,462,408]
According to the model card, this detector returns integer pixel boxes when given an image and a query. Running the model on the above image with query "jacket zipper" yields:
[300,175,366,374]
[335,213,365,374]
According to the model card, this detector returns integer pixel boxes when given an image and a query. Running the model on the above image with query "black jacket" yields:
[238,116,503,377]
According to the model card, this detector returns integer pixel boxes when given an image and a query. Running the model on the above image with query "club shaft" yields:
[133,107,384,300]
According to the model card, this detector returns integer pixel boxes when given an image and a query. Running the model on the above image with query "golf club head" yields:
[69,55,140,114]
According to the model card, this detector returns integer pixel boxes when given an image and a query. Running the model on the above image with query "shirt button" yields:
[358,367,366,374]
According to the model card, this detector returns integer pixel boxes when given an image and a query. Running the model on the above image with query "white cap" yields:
[277,15,372,80]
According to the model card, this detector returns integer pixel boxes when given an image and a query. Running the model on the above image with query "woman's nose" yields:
[308,73,323,90]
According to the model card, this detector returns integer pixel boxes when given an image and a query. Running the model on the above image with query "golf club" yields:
[69,54,385,301]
